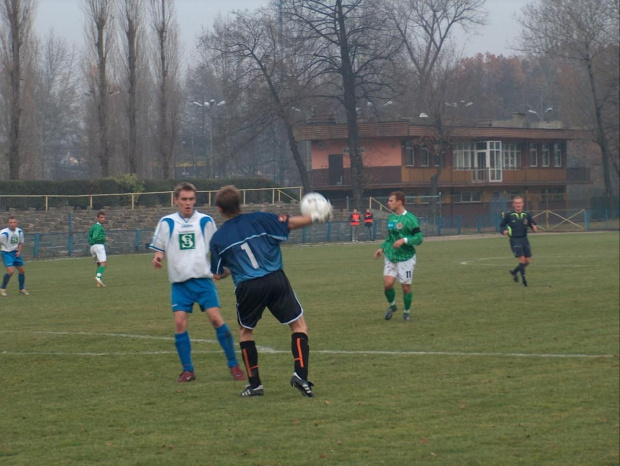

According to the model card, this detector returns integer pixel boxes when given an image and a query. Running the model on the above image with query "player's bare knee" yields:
[239,327,253,341]
[205,308,224,328]
[290,317,308,334]
[173,312,189,333]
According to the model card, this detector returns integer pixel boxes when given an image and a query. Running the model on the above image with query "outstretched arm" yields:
[288,215,314,230]
[288,208,332,230]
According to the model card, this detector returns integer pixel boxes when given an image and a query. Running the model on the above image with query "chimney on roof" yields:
[511,112,528,128]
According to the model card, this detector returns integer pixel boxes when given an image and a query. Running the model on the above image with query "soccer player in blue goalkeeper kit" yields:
[210,185,331,398]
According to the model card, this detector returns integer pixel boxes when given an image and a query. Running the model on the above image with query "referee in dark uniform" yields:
[500,196,538,287]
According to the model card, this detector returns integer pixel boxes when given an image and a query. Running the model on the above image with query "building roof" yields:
[294,120,586,142]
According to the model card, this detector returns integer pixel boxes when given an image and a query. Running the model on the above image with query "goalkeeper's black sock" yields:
[518,263,526,279]
[240,341,261,388]
[292,332,309,381]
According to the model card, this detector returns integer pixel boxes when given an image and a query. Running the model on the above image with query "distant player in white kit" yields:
[150,182,244,383]
[0,216,29,296]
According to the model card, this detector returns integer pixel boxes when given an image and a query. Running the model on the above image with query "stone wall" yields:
[4,204,374,259]
[4,203,354,234]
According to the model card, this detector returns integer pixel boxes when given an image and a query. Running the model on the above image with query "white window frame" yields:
[452,142,475,169]
[452,191,482,203]
[419,146,430,167]
[541,143,550,167]
[404,140,415,167]
[529,144,538,167]
[503,143,521,170]
[553,143,562,167]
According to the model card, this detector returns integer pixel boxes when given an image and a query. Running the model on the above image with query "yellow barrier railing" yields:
[0,187,304,211]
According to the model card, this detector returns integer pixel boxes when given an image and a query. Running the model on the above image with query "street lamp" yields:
[445,101,473,108]
[527,107,553,121]
[192,99,226,178]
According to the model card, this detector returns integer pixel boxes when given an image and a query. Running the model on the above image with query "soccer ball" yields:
[300,192,332,223]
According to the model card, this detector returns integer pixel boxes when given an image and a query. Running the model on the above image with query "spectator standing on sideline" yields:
[499,196,538,287]
[0,216,29,296]
[349,208,361,242]
[364,209,374,240]
[150,182,245,383]
[210,185,331,398]
[374,192,423,321]
[88,211,108,287]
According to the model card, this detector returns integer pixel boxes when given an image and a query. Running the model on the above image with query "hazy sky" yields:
[36,0,528,58]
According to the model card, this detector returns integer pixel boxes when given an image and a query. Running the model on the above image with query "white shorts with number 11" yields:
[383,256,416,284]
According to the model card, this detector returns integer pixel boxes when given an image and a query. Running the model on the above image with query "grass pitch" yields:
[1,232,618,465]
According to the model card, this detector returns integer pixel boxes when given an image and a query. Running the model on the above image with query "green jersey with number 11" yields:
[381,210,423,262]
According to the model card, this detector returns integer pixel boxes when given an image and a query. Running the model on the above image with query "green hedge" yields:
[0,177,284,211]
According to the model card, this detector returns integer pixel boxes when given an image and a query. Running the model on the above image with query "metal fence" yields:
[17,209,617,261]
[0,187,304,211]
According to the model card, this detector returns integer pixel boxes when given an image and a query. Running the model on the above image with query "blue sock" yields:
[18,274,25,290]
[2,274,10,289]
[174,331,193,372]
[216,323,238,368]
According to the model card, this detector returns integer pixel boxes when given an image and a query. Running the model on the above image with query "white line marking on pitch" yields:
[0,331,614,359]
[458,256,589,267]
[0,330,278,353]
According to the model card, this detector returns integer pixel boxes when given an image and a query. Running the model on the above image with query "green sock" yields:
[385,288,396,306]
[96,265,105,278]
[403,292,413,312]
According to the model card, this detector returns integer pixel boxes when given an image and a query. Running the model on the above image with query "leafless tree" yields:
[386,0,486,91]
[148,0,181,180]
[117,0,146,176]
[517,0,619,208]
[283,0,402,209]
[206,7,316,191]
[34,32,83,179]
[0,0,37,180]
[83,0,116,177]
[384,0,486,198]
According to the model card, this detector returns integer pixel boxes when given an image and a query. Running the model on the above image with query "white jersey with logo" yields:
[0,227,24,252]
[150,211,217,283]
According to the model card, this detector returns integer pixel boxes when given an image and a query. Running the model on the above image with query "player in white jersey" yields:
[0,216,29,296]
[150,182,244,383]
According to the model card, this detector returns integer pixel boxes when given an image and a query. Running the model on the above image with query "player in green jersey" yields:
[374,192,423,321]
[88,211,108,287]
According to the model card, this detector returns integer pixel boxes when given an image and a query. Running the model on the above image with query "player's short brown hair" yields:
[216,185,241,215]
[173,182,197,199]
[389,191,407,206]
[97,211,105,218]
